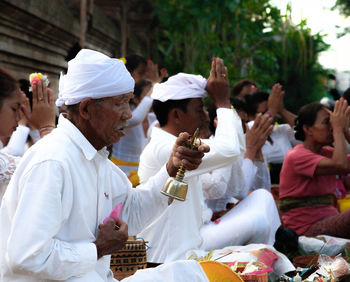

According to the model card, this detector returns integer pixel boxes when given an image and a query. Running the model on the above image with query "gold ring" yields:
[39,97,44,101]
[221,74,226,78]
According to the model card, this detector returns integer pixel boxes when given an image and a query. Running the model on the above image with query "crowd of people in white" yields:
[0,48,350,281]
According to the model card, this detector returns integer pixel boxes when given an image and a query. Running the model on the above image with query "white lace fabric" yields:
[0,152,20,200]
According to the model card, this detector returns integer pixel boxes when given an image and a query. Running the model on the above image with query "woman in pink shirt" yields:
[279,99,350,237]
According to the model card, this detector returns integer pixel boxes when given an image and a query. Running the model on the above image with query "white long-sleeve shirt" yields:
[125,96,153,128]
[0,152,20,202]
[1,125,41,156]
[261,123,300,164]
[1,125,30,156]
[138,108,244,263]
[204,156,271,212]
[111,97,154,174]
[0,115,175,282]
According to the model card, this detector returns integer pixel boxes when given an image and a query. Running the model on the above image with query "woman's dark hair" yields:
[125,54,147,73]
[232,79,256,96]
[18,79,33,109]
[294,102,326,141]
[152,99,190,127]
[244,91,269,117]
[231,97,248,113]
[206,98,249,134]
[343,87,350,105]
[206,103,217,134]
[0,67,19,108]
[134,79,152,99]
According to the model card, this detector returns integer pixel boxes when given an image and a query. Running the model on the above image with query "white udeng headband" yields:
[151,73,207,102]
[56,49,135,107]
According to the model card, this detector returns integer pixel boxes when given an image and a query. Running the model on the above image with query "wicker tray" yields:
[110,239,147,280]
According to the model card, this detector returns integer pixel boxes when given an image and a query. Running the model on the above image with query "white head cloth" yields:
[56,49,134,107]
[151,73,207,102]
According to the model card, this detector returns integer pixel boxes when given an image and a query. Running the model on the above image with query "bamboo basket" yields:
[110,238,147,280]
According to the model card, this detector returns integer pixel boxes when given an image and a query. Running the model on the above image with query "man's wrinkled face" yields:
[89,93,133,147]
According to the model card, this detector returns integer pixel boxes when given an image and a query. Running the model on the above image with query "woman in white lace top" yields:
[0,68,56,201]
[0,68,23,200]
[0,152,19,199]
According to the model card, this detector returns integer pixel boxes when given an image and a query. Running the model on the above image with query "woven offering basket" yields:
[110,238,147,280]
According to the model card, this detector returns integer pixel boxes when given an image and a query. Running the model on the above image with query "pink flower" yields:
[30,77,40,85]
[103,202,123,224]
[28,72,50,91]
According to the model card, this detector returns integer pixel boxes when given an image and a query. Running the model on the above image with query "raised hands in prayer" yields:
[17,94,31,127]
[30,79,56,137]
[244,113,273,161]
[145,59,169,84]
[268,83,297,126]
[267,83,284,122]
[343,99,350,143]
[160,67,168,81]
[166,132,210,177]
[206,57,231,109]
[330,98,350,134]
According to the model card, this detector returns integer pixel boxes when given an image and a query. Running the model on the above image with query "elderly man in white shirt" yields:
[138,58,248,263]
[0,49,210,282]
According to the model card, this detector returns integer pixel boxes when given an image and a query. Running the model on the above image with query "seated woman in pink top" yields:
[279,99,350,237]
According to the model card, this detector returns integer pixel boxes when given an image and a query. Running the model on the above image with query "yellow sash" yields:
[110,157,140,187]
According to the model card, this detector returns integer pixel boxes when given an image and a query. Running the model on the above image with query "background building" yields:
[0,0,153,92]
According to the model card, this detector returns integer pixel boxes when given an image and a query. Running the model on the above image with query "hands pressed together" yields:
[245,113,273,161]
[145,60,168,84]
[267,83,284,121]
[19,79,56,137]
[206,58,231,109]
[330,98,350,134]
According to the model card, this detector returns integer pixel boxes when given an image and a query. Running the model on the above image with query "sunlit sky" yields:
[272,0,350,72]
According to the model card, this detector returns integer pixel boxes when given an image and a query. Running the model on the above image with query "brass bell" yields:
[161,128,199,205]
[161,166,188,205]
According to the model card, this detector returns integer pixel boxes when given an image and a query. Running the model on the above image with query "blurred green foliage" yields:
[334,0,350,16]
[151,0,330,113]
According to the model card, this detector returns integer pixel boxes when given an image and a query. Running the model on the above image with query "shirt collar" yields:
[57,114,108,161]
[151,126,177,141]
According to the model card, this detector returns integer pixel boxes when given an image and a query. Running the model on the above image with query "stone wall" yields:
[0,0,152,94]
